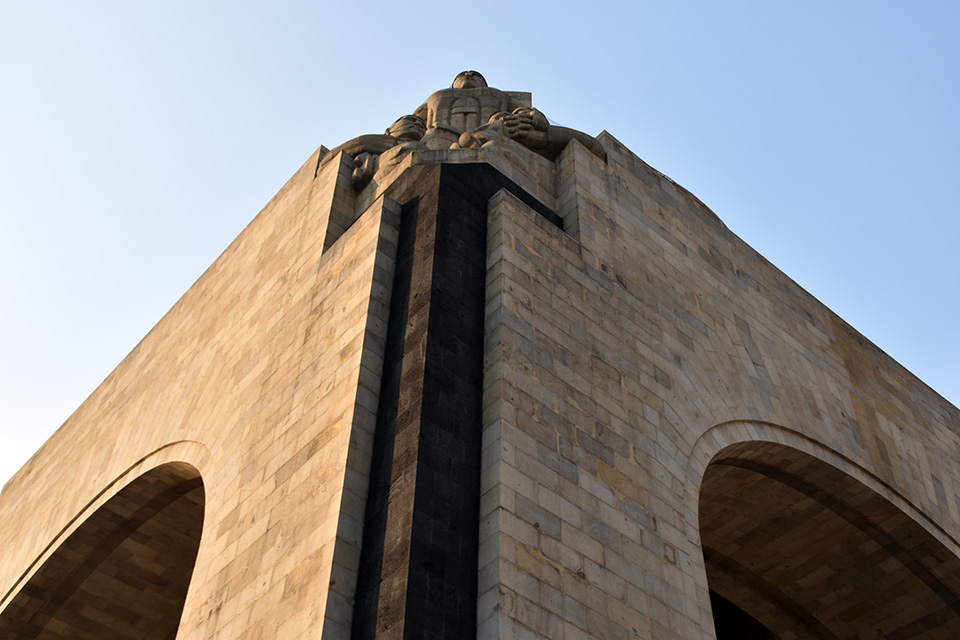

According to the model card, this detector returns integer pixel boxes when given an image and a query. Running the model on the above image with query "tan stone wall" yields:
[3,121,959,639]
[0,146,398,639]
[479,135,960,639]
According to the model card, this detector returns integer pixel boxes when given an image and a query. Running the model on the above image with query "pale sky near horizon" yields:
[2,2,958,490]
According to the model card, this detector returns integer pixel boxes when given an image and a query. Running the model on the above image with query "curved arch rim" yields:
[0,439,212,612]
[687,419,960,557]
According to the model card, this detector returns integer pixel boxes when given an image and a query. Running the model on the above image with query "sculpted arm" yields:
[500,109,606,161]
[325,134,398,159]
[321,115,427,191]
[319,134,399,190]
[544,125,606,161]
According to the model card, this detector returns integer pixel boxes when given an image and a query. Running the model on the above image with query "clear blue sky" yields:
[2,1,958,488]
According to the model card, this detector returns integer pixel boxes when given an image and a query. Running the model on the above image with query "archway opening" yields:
[699,442,960,640]
[0,462,204,639]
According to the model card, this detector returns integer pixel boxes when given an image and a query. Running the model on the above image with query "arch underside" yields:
[700,442,960,640]
[0,463,204,640]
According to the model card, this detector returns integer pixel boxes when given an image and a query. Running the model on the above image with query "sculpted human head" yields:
[452,70,487,90]
[386,115,426,142]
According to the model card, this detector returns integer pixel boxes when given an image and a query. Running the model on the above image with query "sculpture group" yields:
[328,70,606,190]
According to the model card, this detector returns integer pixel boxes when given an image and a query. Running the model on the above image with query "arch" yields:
[687,421,960,558]
[0,440,211,611]
[0,460,205,639]
[695,434,960,639]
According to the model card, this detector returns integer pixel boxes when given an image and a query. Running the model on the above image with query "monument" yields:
[2,72,959,639]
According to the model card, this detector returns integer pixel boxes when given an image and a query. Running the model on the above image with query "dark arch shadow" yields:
[0,462,204,639]
[699,442,960,640]
[710,590,776,640]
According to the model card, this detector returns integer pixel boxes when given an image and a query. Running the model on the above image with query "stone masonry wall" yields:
[3,115,960,640]
[0,147,398,639]
[478,135,960,639]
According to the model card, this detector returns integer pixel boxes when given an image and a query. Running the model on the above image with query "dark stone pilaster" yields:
[352,163,557,640]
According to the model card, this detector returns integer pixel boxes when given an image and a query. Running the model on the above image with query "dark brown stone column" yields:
[352,163,558,640]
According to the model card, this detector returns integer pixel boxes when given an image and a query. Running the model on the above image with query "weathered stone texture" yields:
[2,75,960,640]
[479,134,960,638]
[0,144,399,639]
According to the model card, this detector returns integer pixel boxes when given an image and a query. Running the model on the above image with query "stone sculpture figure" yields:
[326,71,605,192]
[419,70,605,161]
[325,114,427,190]
[453,106,607,161]
[414,70,531,150]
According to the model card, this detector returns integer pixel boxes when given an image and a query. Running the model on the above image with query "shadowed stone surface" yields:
[0,464,203,639]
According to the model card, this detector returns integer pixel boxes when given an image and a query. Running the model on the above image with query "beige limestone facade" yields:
[2,73,959,639]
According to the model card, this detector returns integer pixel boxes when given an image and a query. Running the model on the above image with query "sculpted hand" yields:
[352,152,378,190]
[455,131,493,149]
[501,108,549,150]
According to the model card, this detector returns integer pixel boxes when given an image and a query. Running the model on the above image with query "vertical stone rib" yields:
[353,163,558,640]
